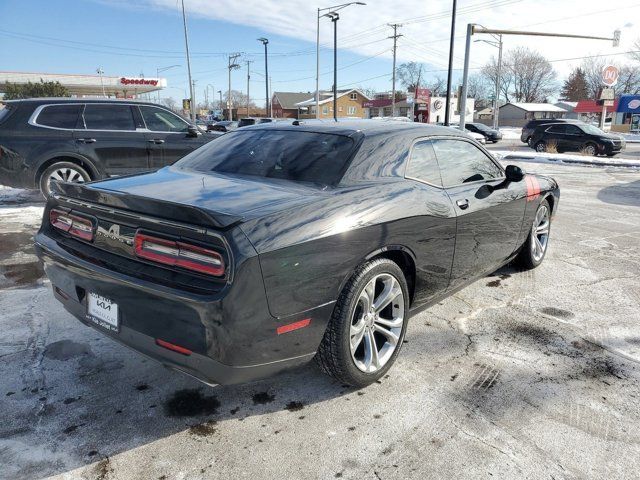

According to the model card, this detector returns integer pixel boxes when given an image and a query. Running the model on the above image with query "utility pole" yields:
[444,0,457,126]
[96,68,106,97]
[246,60,253,117]
[388,23,402,118]
[227,53,241,121]
[258,38,269,117]
[494,35,503,129]
[180,0,196,122]
[326,12,340,121]
[191,80,197,116]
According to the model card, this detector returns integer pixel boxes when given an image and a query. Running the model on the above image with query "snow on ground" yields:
[0,185,42,204]
[621,132,640,143]
[497,127,521,140]
[493,149,640,168]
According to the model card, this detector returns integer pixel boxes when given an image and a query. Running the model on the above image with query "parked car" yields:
[238,117,275,128]
[520,118,584,146]
[464,123,502,143]
[0,98,219,196]
[530,122,626,156]
[35,121,559,387]
[209,120,239,132]
[439,123,486,144]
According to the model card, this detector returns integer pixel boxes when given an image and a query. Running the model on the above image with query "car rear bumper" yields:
[35,232,330,385]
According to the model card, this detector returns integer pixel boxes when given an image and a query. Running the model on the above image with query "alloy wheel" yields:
[584,144,596,156]
[349,273,404,373]
[48,167,86,188]
[531,205,550,262]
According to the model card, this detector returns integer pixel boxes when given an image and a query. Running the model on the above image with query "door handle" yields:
[456,199,469,210]
[147,139,165,144]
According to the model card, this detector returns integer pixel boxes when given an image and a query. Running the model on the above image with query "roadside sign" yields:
[182,98,191,110]
[603,100,614,107]
[602,65,619,87]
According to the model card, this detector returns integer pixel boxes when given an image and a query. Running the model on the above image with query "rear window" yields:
[36,104,82,129]
[238,118,256,127]
[83,104,136,131]
[175,129,356,186]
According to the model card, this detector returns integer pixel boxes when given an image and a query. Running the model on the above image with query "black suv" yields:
[530,122,626,156]
[464,122,502,143]
[520,118,584,146]
[0,98,220,196]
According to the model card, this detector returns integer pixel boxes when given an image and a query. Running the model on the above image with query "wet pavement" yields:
[0,164,639,480]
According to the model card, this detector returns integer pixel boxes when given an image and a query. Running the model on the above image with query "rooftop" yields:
[504,102,567,112]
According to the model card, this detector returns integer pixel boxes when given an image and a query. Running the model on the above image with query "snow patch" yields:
[492,150,640,168]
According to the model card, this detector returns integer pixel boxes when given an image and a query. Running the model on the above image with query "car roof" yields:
[3,97,165,107]
[240,119,466,138]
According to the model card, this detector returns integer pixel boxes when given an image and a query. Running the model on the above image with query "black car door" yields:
[75,104,149,175]
[563,124,585,151]
[137,105,210,169]
[432,138,527,288]
[542,124,567,150]
[403,139,457,308]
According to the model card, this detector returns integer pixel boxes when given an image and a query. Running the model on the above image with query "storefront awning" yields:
[574,99,619,113]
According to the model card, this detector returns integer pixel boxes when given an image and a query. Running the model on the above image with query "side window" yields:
[36,104,82,129]
[565,125,582,135]
[405,140,442,186]
[546,124,566,133]
[432,139,503,187]
[140,106,189,132]
[83,104,135,131]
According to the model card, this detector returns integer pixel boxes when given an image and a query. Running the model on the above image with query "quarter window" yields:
[432,139,503,187]
[406,140,442,186]
[140,106,189,132]
[36,104,82,129]
[83,104,135,131]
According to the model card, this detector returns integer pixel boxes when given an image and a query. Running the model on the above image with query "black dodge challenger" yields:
[35,121,559,387]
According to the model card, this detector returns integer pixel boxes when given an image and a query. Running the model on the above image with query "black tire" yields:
[315,258,410,387]
[606,152,618,157]
[583,143,598,156]
[534,141,546,152]
[39,161,92,198]
[514,199,551,270]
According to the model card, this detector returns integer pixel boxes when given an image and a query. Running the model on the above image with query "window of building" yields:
[406,140,442,186]
[83,104,136,131]
[339,106,343,112]
[350,92,357,100]
[322,106,328,115]
[432,139,503,187]
[347,106,356,115]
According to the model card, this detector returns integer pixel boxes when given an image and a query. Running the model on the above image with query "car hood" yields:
[82,166,327,228]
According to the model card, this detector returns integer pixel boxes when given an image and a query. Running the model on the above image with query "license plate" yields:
[87,292,119,331]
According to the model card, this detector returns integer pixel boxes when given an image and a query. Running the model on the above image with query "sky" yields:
[0,0,638,107]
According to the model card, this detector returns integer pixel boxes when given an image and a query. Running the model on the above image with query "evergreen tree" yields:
[560,68,589,101]
[3,80,70,100]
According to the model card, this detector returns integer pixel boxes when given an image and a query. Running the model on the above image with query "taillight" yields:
[134,232,225,277]
[49,208,95,241]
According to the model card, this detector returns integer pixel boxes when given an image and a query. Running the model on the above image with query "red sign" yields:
[415,87,431,102]
[120,77,159,86]
[601,65,619,87]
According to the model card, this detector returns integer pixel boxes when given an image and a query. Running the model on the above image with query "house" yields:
[271,92,312,119]
[554,101,578,119]
[362,97,412,118]
[295,89,370,119]
[476,107,494,120]
[498,103,566,127]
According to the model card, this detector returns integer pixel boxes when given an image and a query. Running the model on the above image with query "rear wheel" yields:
[514,199,551,270]
[39,161,91,198]
[315,258,409,387]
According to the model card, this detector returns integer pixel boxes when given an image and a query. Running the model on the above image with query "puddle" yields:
[0,231,45,288]
[44,340,92,361]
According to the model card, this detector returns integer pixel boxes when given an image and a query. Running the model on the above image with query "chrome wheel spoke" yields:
[374,323,399,346]
[374,315,403,329]
[373,277,401,314]
[364,328,380,371]
[350,320,366,352]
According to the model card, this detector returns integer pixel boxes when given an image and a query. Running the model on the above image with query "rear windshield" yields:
[175,129,355,186]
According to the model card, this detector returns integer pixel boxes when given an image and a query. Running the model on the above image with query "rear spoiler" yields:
[51,181,244,230]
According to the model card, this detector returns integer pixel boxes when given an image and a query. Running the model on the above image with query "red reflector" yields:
[155,338,192,356]
[49,208,94,241]
[276,318,311,335]
[134,232,225,277]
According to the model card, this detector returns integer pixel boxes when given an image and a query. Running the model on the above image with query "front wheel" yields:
[534,141,546,152]
[39,161,91,198]
[514,199,551,270]
[583,143,597,156]
[315,258,410,387]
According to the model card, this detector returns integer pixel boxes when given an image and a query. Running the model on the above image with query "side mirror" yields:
[505,164,525,182]
[187,125,200,137]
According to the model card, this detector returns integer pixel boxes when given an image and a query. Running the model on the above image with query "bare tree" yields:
[224,90,257,108]
[482,47,556,102]
[425,76,446,96]
[466,74,492,109]
[581,56,640,96]
[160,97,179,113]
[396,62,424,92]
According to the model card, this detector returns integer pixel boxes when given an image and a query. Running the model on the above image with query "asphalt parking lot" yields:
[1,161,639,480]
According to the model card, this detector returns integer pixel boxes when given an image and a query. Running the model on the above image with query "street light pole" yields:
[227,53,240,121]
[246,60,253,117]
[316,2,366,120]
[327,12,339,122]
[218,90,222,115]
[180,0,196,122]
[389,23,402,118]
[96,68,106,97]
[258,38,269,117]
[494,35,503,129]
